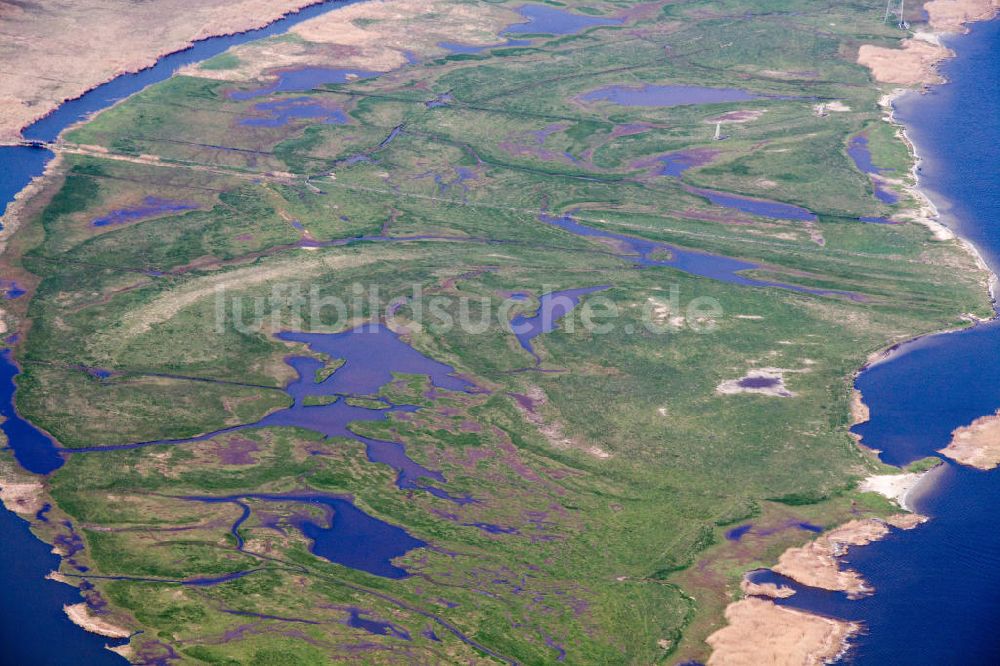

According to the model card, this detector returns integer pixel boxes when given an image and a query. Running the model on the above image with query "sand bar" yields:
[63,603,131,638]
[939,409,1000,469]
[860,471,930,511]
[772,516,925,597]
[0,0,327,141]
[706,597,858,666]
[740,576,796,600]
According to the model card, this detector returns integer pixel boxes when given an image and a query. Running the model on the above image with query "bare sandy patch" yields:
[740,576,796,600]
[716,368,795,397]
[860,472,929,511]
[511,385,609,458]
[0,0,327,141]
[857,39,953,86]
[64,603,132,639]
[772,516,926,597]
[706,597,858,666]
[705,109,766,124]
[850,389,870,427]
[817,100,851,114]
[0,478,45,515]
[939,409,1000,469]
[925,0,1000,33]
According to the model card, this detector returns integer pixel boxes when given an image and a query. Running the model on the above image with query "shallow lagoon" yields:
[502,5,621,35]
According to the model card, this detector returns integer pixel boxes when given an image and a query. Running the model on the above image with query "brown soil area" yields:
[772,516,924,597]
[926,0,1000,32]
[0,0,326,141]
[939,409,1000,469]
[63,602,132,638]
[0,478,45,515]
[857,39,952,86]
[706,597,858,666]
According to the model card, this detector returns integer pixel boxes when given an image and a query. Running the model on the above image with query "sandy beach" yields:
[63,603,131,639]
[772,517,925,598]
[706,597,859,666]
[861,470,934,511]
[939,409,1000,469]
[0,0,328,142]
[857,1,999,87]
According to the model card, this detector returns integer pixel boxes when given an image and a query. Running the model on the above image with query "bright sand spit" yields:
[0,478,45,515]
[926,0,1000,32]
[857,0,999,86]
[706,597,859,666]
[860,471,929,511]
[740,576,796,600]
[773,516,927,598]
[63,603,131,639]
[0,0,325,142]
[939,409,1000,469]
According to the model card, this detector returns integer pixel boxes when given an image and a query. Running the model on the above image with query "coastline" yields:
[711,4,1000,663]
[1,1,997,662]
[0,1,371,652]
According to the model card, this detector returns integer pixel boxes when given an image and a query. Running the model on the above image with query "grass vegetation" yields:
[2,0,990,663]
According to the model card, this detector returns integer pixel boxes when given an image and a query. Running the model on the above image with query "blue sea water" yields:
[0,504,126,665]
[775,19,1000,664]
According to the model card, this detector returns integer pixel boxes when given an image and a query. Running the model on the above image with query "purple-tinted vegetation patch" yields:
[91,197,197,227]
[502,5,621,35]
[438,39,532,54]
[240,96,349,127]
[216,438,260,465]
[230,66,381,101]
